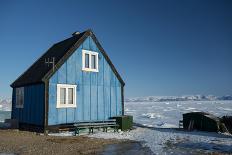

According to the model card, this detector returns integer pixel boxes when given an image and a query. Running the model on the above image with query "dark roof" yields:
[11,30,125,87]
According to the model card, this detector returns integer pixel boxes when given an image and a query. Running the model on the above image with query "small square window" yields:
[82,50,98,72]
[57,84,76,108]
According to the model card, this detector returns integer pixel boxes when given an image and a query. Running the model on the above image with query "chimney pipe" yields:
[72,31,80,36]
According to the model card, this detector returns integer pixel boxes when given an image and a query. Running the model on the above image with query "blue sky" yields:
[0,0,232,98]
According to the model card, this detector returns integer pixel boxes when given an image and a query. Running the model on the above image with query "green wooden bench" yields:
[74,119,119,136]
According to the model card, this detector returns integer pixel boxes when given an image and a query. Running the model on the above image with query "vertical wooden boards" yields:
[47,36,123,126]
[110,87,116,117]
[82,72,91,85]
[67,53,76,84]
[89,37,97,51]
[104,87,110,120]
[48,83,58,125]
[23,86,28,123]
[57,108,66,124]
[97,86,104,120]
[66,108,75,123]
[12,84,45,126]
[82,37,90,50]
[38,84,44,125]
[116,86,122,115]
[83,85,91,121]
[48,72,58,125]
[29,85,34,124]
[91,86,98,120]
[103,59,111,87]
[75,47,82,85]
[75,84,83,121]
[97,51,104,86]
[58,62,67,83]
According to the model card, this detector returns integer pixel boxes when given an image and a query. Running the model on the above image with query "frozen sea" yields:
[125,100,232,128]
[0,111,11,122]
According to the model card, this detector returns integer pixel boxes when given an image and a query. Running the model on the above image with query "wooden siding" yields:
[48,37,122,125]
[11,84,45,126]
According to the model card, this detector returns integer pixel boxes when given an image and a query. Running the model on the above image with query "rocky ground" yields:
[0,129,130,155]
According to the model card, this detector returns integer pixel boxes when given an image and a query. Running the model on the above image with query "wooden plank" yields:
[74,119,116,124]
[67,53,76,84]
[23,86,28,123]
[83,85,91,121]
[75,84,83,121]
[110,87,116,117]
[82,36,90,50]
[89,37,98,51]
[32,85,37,125]
[104,86,110,120]
[97,51,104,86]
[110,70,116,87]
[66,108,75,123]
[37,84,44,126]
[58,62,67,84]
[57,108,66,124]
[91,86,98,120]
[48,83,58,125]
[115,77,121,87]
[116,86,122,115]
[97,86,104,120]
[75,47,82,85]
[83,71,91,85]
[104,59,111,87]
[27,85,32,124]
[91,72,98,86]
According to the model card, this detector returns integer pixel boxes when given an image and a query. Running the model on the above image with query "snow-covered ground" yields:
[90,101,232,154]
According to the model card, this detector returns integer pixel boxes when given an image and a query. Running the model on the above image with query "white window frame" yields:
[82,49,99,72]
[56,84,77,108]
[16,87,24,108]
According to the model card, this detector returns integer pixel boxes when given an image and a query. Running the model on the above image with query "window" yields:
[57,84,76,108]
[16,87,24,108]
[82,50,98,72]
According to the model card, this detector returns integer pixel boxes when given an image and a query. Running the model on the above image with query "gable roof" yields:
[11,30,125,88]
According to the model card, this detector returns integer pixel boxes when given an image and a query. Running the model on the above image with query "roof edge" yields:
[10,45,55,88]
[42,29,125,86]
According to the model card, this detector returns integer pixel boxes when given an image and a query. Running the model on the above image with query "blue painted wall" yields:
[48,36,122,125]
[11,83,45,126]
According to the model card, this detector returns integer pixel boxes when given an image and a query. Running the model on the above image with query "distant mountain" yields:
[0,98,11,111]
[125,95,232,102]
[1,94,231,110]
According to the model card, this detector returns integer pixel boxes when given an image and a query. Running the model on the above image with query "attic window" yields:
[82,50,98,72]
[16,87,24,108]
[57,84,76,108]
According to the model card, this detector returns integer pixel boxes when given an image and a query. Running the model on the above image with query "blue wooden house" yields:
[11,29,125,132]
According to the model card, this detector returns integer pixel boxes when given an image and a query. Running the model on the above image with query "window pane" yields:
[16,88,20,106]
[85,53,89,68]
[19,89,23,106]
[91,55,96,69]
[16,88,24,107]
[68,88,73,104]
[60,88,66,104]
